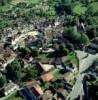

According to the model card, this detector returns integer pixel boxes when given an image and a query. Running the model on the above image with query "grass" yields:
[6,92,23,100]
[73,3,87,15]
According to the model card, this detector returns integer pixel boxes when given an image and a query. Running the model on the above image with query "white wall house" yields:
[4,82,18,96]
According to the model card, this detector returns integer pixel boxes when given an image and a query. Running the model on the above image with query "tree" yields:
[81,0,91,5]
[25,64,39,80]
[81,34,89,45]
[86,26,97,39]
[6,59,22,81]
[0,0,12,6]
[82,75,89,100]
[16,2,27,8]
[86,6,95,16]
[54,0,72,15]
[30,48,38,57]
[58,44,68,57]
[61,0,72,14]
[0,0,7,6]
[64,26,81,43]
[42,82,51,90]
[0,75,6,88]
[51,79,66,90]
[18,47,30,58]
[88,80,98,100]
[64,52,79,71]
[46,7,56,16]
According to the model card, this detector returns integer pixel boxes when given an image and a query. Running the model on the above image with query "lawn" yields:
[73,3,87,15]
[6,92,23,100]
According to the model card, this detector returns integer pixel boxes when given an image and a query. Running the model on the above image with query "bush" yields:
[30,48,39,57]
[81,34,89,45]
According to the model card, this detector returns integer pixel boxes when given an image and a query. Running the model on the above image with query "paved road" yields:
[67,50,98,100]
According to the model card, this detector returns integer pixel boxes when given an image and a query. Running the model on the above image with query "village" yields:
[0,0,98,100]
[0,20,98,100]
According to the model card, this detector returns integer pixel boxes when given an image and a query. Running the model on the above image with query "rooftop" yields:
[4,82,17,92]
[64,72,74,82]
[41,72,54,82]
[42,90,53,100]
[33,84,44,96]
[38,62,54,72]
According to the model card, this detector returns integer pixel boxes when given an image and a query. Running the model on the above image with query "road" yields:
[67,50,98,100]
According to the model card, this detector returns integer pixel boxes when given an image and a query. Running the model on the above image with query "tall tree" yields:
[64,26,81,43]
[6,59,22,81]
[25,64,39,80]
[0,75,6,88]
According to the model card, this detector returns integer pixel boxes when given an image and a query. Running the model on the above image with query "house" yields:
[40,72,54,82]
[38,62,54,72]
[42,90,53,100]
[0,43,16,65]
[63,72,74,83]
[57,88,68,98]
[2,47,16,63]
[31,84,44,97]
[0,42,5,65]
[20,88,37,100]
[25,81,43,98]
[3,82,18,96]
[42,48,54,53]
[0,42,16,65]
